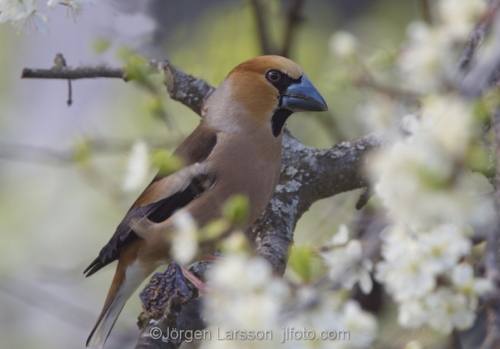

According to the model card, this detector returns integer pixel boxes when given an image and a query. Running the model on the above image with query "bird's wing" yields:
[84,123,218,276]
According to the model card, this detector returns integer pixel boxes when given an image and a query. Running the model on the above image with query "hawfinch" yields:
[85,55,327,348]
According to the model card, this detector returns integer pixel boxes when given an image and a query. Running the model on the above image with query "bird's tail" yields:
[86,260,154,349]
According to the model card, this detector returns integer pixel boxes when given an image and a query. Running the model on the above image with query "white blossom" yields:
[357,96,398,134]
[419,94,473,156]
[122,139,150,191]
[376,224,471,301]
[47,0,96,14]
[398,299,427,328]
[339,300,377,348]
[438,0,486,41]
[398,22,451,91]
[355,0,489,337]
[452,263,492,303]
[171,211,198,265]
[284,289,376,349]
[203,253,377,349]
[0,0,48,33]
[418,225,471,274]
[397,288,478,333]
[424,288,476,333]
[202,256,288,349]
[404,341,423,349]
[329,31,358,59]
[321,225,373,294]
[399,113,421,135]
[376,226,436,301]
[376,224,486,333]
[371,136,464,225]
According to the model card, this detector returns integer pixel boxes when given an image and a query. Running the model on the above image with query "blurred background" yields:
[0,1,421,348]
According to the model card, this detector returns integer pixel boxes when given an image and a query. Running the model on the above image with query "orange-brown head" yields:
[205,56,327,137]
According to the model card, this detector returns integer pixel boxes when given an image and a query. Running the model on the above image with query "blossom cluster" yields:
[352,0,492,336]
[319,225,373,295]
[202,252,377,349]
[329,0,495,339]
[0,0,94,32]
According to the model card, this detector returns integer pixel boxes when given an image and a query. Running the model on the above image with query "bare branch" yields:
[354,75,420,103]
[248,0,276,55]
[418,0,433,24]
[0,138,179,166]
[474,105,500,349]
[458,0,500,73]
[21,66,125,80]
[152,60,215,117]
[280,0,305,58]
[479,106,500,349]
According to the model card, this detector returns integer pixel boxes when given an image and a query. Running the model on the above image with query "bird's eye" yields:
[266,70,282,83]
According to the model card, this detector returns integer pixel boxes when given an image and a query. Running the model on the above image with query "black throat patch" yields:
[266,71,302,137]
[271,109,293,137]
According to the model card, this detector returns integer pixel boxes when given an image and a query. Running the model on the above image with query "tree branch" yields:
[479,106,500,349]
[458,0,500,73]
[418,0,433,25]
[280,0,305,58]
[0,138,179,166]
[248,0,276,55]
[21,66,125,80]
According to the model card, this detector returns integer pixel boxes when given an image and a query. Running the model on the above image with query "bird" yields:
[84,55,327,348]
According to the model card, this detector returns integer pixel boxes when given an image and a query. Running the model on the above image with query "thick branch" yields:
[479,106,500,349]
[249,132,379,274]
[152,60,215,117]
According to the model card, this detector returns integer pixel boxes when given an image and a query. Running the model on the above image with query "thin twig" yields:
[458,0,500,74]
[0,138,180,166]
[21,66,125,80]
[280,0,305,58]
[354,75,420,103]
[248,0,275,55]
[52,53,73,105]
[418,0,433,25]
[448,329,463,349]
[0,143,74,165]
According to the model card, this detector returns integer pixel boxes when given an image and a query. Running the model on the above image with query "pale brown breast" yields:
[185,130,283,229]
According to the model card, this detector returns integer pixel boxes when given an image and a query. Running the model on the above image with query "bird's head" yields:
[205,56,328,136]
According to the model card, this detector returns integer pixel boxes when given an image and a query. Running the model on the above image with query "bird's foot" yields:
[180,265,212,295]
[202,255,224,263]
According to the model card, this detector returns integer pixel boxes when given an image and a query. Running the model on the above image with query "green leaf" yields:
[466,144,494,177]
[200,218,231,241]
[71,139,91,165]
[149,96,167,120]
[222,195,249,225]
[416,165,451,190]
[92,38,111,54]
[150,150,184,176]
[121,51,153,85]
[288,246,319,283]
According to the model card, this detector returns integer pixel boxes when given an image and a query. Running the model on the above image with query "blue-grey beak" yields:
[281,75,328,112]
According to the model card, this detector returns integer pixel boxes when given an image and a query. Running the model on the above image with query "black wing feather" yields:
[85,124,217,277]
[84,175,211,277]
